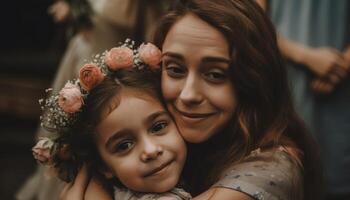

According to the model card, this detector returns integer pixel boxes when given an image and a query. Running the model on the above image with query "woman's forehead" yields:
[162,13,229,59]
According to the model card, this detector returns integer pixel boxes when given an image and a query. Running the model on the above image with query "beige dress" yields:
[213,148,303,200]
[16,1,169,199]
[114,187,191,200]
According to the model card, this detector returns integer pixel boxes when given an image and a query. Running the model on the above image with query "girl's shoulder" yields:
[213,147,303,200]
[114,187,192,200]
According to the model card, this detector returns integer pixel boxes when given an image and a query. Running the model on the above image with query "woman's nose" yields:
[179,73,204,105]
[140,138,163,162]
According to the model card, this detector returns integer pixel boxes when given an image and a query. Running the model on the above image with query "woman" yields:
[62,0,322,199]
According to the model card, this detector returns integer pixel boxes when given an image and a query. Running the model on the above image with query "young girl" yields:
[32,40,191,200]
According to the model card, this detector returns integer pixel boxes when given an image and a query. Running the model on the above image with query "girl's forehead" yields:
[95,90,167,144]
[99,88,160,123]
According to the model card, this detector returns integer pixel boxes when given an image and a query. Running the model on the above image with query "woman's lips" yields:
[174,107,216,124]
[144,159,173,178]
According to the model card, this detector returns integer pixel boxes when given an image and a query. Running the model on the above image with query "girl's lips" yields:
[144,159,173,177]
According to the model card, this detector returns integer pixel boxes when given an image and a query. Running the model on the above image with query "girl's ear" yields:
[98,165,114,179]
[102,170,114,179]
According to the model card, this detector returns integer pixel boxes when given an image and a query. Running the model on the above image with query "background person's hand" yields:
[343,46,350,66]
[303,47,348,78]
[310,78,334,94]
[310,47,350,94]
[48,1,71,23]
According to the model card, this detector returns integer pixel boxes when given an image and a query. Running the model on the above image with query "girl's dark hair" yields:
[154,0,322,198]
[70,68,161,190]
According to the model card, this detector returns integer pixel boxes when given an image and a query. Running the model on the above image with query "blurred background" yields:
[0,0,64,199]
[0,0,171,199]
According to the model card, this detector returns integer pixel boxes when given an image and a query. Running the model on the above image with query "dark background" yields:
[0,1,67,199]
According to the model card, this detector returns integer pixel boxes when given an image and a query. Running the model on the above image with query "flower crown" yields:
[32,39,162,181]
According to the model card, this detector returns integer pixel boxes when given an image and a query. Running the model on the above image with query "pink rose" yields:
[138,43,162,69]
[58,82,83,113]
[105,47,134,70]
[79,63,105,91]
[32,137,54,165]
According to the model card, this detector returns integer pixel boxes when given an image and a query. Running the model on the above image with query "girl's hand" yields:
[59,165,90,200]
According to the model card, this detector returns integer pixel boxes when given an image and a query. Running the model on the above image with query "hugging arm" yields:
[192,188,253,200]
[59,165,113,200]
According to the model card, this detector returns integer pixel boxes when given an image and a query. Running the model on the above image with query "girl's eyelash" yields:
[150,120,169,134]
[114,139,134,153]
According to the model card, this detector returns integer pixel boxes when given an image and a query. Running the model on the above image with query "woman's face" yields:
[95,90,186,193]
[161,13,237,143]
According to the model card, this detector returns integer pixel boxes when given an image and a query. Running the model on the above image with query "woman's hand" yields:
[59,165,90,200]
[84,176,113,200]
[59,164,113,200]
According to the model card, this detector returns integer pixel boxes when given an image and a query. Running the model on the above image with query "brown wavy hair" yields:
[154,0,322,198]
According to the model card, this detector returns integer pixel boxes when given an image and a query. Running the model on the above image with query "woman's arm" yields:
[59,165,112,200]
[193,187,253,200]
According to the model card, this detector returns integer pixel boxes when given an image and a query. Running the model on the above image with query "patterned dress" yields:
[213,148,303,200]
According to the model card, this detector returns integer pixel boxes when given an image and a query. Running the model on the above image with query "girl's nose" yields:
[140,138,163,162]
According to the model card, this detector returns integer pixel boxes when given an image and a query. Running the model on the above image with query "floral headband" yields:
[32,39,162,181]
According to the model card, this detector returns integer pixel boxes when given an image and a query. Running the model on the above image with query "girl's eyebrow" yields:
[105,130,130,149]
[144,110,168,125]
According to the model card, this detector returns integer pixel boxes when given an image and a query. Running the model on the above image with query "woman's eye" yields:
[204,71,228,83]
[164,63,186,78]
[115,140,134,153]
[150,121,168,134]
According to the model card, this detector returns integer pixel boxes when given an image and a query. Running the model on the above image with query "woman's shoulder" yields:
[213,147,303,200]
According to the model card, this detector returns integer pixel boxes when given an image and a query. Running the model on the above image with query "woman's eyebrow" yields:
[201,56,231,64]
[162,52,184,60]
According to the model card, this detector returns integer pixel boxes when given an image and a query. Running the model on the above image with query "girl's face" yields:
[95,90,186,193]
[161,13,237,143]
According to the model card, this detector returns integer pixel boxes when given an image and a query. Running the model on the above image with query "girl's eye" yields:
[115,140,134,153]
[150,121,168,134]
[164,63,186,78]
[204,71,228,83]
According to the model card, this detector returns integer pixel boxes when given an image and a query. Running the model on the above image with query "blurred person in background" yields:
[16,1,171,200]
[257,0,350,199]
